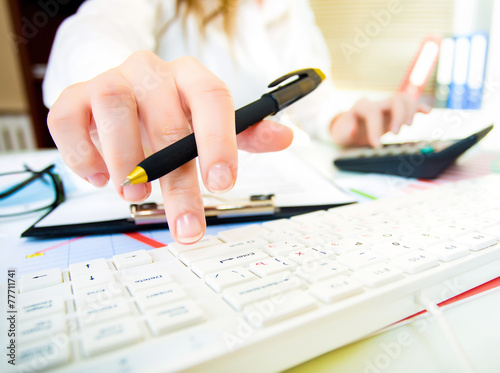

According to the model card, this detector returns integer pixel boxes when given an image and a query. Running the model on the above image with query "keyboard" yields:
[12,174,500,372]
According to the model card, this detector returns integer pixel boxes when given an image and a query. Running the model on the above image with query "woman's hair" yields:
[175,0,239,36]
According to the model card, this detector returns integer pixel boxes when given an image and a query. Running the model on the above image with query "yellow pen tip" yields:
[122,166,148,185]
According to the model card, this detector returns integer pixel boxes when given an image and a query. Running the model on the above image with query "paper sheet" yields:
[34,146,354,228]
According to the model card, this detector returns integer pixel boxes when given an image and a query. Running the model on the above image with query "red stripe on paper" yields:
[124,232,167,248]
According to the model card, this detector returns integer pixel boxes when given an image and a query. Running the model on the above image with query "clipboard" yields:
[21,147,356,239]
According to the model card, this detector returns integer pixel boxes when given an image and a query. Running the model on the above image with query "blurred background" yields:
[1,0,499,152]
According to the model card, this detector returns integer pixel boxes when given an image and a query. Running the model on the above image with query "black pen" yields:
[122,68,325,186]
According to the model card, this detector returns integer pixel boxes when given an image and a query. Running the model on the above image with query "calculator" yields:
[333,124,494,179]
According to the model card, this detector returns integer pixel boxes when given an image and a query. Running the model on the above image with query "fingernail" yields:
[207,163,234,193]
[86,173,108,187]
[123,183,148,202]
[176,213,204,244]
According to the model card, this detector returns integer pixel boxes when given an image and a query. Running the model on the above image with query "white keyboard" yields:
[13,175,500,372]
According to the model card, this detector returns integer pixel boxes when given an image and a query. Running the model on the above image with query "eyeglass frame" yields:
[0,164,66,217]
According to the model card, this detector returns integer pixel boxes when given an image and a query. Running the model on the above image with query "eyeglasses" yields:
[0,164,65,217]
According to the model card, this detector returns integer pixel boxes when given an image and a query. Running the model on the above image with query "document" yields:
[23,145,355,238]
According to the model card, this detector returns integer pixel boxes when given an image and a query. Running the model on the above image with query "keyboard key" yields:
[287,247,334,265]
[145,300,205,336]
[18,296,65,320]
[81,316,142,357]
[457,217,497,230]
[18,315,66,344]
[309,276,363,303]
[69,258,110,277]
[71,270,115,290]
[391,251,439,274]
[431,224,473,239]
[223,272,302,310]
[74,282,127,307]
[296,260,349,283]
[337,250,384,270]
[454,233,497,251]
[122,264,174,293]
[248,256,297,277]
[326,238,371,255]
[134,283,187,312]
[353,264,404,287]
[77,296,132,326]
[17,339,69,370]
[217,224,269,242]
[424,242,470,262]
[402,232,444,248]
[264,240,306,256]
[168,235,223,256]
[205,267,257,293]
[191,249,269,278]
[372,240,418,258]
[481,225,500,240]
[112,249,152,270]
[180,238,267,266]
[19,268,62,293]
[243,290,317,328]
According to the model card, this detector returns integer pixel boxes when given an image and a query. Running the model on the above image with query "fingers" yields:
[87,70,151,202]
[352,99,385,148]
[119,53,210,244]
[48,52,295,245]
[47,83,110,187]
[171,57,238,194]
[237,120,294,153]
[340,93,433,148]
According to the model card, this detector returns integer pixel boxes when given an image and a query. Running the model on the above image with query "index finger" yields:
[354,100,385,148]
[172,57,238,194]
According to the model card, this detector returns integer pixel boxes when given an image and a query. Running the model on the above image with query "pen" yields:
[122,68,325,186]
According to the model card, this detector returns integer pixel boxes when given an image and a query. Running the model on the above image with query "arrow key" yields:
[71,270,115,290]
[20,268,62,293]
[69,258,110,278]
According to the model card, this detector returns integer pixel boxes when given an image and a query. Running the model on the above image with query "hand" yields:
[329,92,431,148]
[47,51,294,244]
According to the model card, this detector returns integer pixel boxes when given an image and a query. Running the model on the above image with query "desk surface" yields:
[1,113,500,372]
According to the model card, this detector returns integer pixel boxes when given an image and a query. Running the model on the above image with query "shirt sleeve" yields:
[42,0,162,108]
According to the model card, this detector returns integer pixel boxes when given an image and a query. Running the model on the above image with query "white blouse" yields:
[43,0,346,141]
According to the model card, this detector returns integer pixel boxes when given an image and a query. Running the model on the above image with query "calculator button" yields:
[420,145,435,154]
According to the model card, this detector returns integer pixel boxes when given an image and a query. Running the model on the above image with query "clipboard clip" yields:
[130,194,276,225]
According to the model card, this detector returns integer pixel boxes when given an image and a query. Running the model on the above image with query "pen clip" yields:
[265,68,325,111]
[130,194,276,225]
